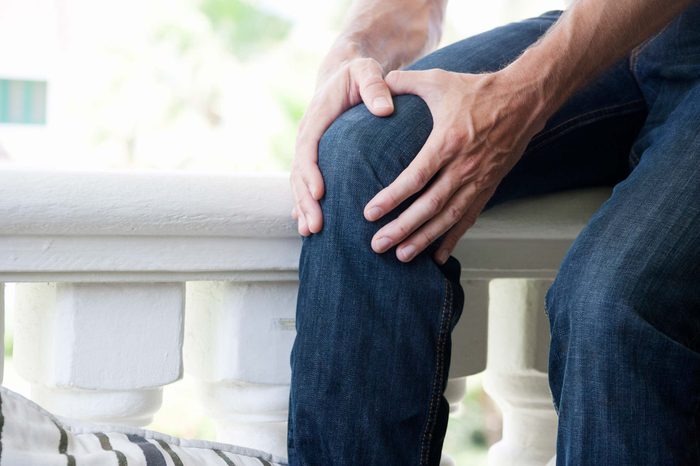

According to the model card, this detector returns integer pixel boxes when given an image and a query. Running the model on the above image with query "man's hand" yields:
[364,68,548,264]
[290,56,395,236]
[360,0,694,265]
[288,0,447,237]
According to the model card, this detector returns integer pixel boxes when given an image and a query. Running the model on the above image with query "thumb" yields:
[385,69,441,97]
[352,60,394,117]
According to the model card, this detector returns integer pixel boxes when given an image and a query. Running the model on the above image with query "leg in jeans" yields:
[288,10,648,466]
[547,5,700,465]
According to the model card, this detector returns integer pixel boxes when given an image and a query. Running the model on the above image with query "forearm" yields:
[505,0,695,118]
[318,0,447,82]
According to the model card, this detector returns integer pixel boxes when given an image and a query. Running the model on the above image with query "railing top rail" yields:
[0,168,609,240]
[0,169,296,237]
[0,168,610,281]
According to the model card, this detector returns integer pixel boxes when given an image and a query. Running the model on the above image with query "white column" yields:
[483,279,557,466]
[185,280,297,459]
[449,279,489,384]
[12,282,185,426]
[441,279,489,466]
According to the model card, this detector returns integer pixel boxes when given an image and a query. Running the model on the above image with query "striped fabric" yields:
[0,386,286,466]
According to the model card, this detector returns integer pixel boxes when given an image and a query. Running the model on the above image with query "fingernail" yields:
[373,97,391,109]
[366,206,383,221]
[308,184,317,198]
[374,236,392,252]
[305,214,313,230]
[436,249,449,264]
[399,244,416,261]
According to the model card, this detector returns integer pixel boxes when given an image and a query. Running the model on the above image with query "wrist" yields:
[492,57,560,132]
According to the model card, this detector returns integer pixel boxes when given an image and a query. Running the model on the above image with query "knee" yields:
[544,241,647,349]
[317,94,431,208]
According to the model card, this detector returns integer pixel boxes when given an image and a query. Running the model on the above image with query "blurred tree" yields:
[199,0,291,60]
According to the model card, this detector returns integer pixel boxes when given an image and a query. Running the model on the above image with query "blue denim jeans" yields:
[288,7,700,466]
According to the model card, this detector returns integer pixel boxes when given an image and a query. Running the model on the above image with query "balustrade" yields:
[0,169,609,465]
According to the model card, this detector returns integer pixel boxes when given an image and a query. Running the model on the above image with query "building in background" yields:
[0,0,58,162]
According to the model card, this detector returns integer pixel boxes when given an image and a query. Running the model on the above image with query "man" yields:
[288,0,700,464]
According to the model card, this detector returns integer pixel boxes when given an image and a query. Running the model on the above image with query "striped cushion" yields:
[0,386,286,466]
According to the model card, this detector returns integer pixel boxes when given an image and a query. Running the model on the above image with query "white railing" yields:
[0,168,610,466]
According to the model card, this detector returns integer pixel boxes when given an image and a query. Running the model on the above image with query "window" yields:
[0,79,47,125]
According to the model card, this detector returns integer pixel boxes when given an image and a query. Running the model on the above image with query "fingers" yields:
[298,210,310,236]
[291,171,323,235]
[364,132,446,222]
[353,59,394,116]
[302,160,325,201]
[433,188,495,264]
[370,170,459,253]
[292,79,352,236]
[295,75,351,169]
[388,183,478,262]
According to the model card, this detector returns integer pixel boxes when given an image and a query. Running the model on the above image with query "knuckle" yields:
[355,57,378,74]
[420,229,437,246]
[396,222,411,239]
[472,176,489,192]
[446,171,463,192]
[383,190,400,209]
[456,158,479,184]
[448,205,463,223]
[427,195,443,213]
[412,166,431,187]
[441,127,467,153]
[363,78,387,94]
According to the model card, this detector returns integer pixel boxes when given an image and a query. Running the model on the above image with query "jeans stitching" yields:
[628,26,667,86]
[628,42,644,84]
[526,100,646,154]
[419,276,453,465]
[542,288,560,416]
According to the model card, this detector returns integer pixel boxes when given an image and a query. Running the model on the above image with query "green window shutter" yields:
[0,79,47,124]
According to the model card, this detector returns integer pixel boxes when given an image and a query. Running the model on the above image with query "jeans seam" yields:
[628,25,667,86]
[419,276,453,466]
[526,100,646,154]
[543,287,560,416]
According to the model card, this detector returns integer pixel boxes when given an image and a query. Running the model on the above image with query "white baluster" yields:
[441,279,489,466]
[185,280,297,459]
[483,279,557,466]
[12,282,185,426]
[440,377,466,466]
